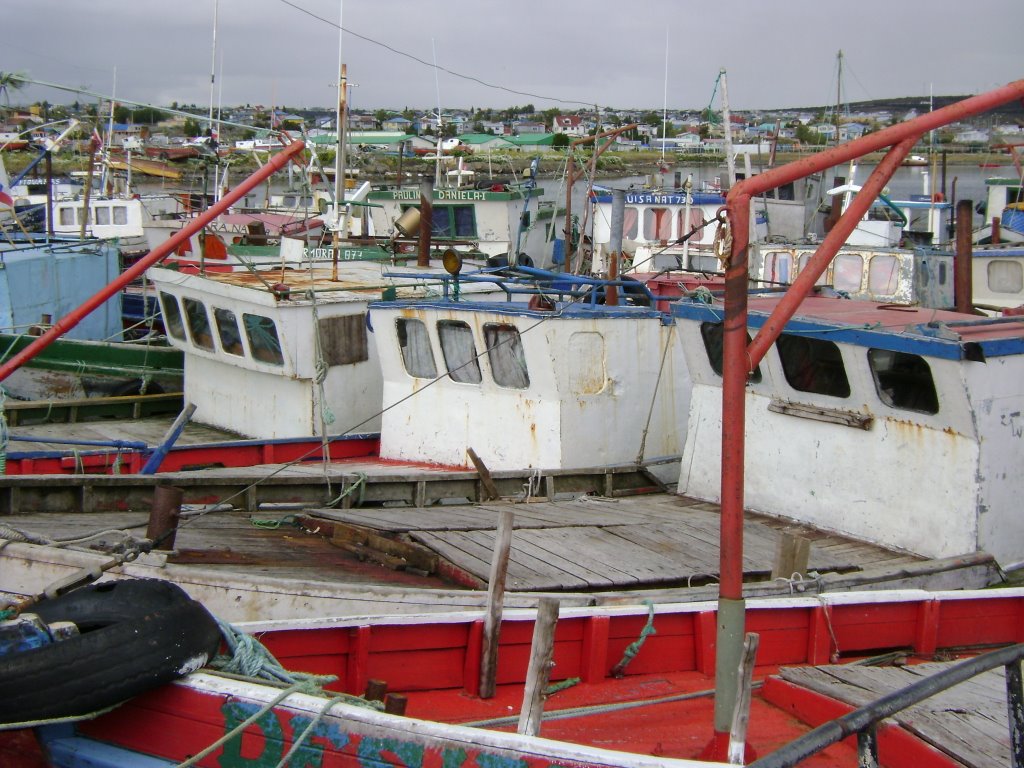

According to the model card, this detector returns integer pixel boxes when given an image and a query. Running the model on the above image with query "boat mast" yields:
[332,0,345,279]
[720,68,736,189]
[661,29,669,166]
[208,0,219,202]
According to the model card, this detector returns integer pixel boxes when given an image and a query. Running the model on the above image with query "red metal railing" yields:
[0,140,307,382]
[710,78,1024,751]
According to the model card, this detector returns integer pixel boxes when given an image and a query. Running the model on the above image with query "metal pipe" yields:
[418,179,433,267]
[0,140,306,383]
[955,199,974,314]
[712,78,1024,751]
[746,138,916,368]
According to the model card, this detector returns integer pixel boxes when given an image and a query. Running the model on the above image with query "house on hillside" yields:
[512,120,547,135]
[552,115,586,137]
[381,115,413,133]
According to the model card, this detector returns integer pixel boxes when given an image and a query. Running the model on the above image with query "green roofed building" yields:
[455,133,517,153]
[504,133,559,152]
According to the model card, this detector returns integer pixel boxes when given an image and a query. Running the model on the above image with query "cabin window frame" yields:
[182,297,215,351]
[94,206,111,226]
[832,253,865,293]
[699,322,763,383]
[987,259,1024,295]
[484,323,530,389]
[396,318,437,379]
[159,292,187,342]
[243,313,285,366]
[438,320,482,384]
[642,207,673,242]
[213,307,245,357]
[318,313,369,367]
[867,254,900,295]
[867,348,939,415]
[776,333,851,398]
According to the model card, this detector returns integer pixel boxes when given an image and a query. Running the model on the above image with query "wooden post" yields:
[417,179,433,267]
[517,598,560,737]
[364,679,387,701]
[770,532,810,581]
[467,447,501,501]
[479,509,514,698]
[727,632,760,764]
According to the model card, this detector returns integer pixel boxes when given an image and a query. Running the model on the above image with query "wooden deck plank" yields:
[782,662,1011,768]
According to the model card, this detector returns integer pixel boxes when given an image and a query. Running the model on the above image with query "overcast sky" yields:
[3,0,1021,115]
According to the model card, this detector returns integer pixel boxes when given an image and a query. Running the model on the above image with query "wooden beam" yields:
[467,447,501,501]
[517,597,561,736]
[480,509,514,698]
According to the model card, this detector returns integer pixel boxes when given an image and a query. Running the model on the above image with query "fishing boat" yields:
[366,158,561,267]
[5,584,1024,767]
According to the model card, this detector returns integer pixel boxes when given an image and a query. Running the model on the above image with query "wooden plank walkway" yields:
[781,661,1014,767]
[308,493,924,592]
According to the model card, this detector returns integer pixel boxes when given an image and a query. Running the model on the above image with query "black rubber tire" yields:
[32,579,195,631]
[0,581,221,724]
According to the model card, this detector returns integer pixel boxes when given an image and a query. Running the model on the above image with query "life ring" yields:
[0,579,221,725]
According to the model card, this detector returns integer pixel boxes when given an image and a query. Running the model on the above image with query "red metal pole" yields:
[707,79,1024,757]
[0,140,306,383]
[746,137,916,367]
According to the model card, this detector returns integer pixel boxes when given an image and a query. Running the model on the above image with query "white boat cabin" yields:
[147,261,501,440]
[749,244,955,307]
[975,177,1024,244]
[671,295,1024,566]
[366,183,559,267]
[971,244,1024,313]
[369,295,688,471]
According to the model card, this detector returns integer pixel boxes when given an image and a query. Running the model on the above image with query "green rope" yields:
[545,677,580,696]
[610,601,656,678]
[250,515,300,530]
[326,471,366,508]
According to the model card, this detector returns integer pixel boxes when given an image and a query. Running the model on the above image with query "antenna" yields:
[433,38,443,188]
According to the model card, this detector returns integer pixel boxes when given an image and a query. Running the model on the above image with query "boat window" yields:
[567,332,607,394]
[763,251,791,284]
[396,318,437,378]
[987,260,1024,294]
[318,313,369,366]
[438,320,482,384]
[183,298,215,351]
[868,349,939,414]
[868,254,900,294]
[776,181,796,201]
[700,322,762,382]
[94,206,111,226]
[430,205,477,239]
[159,292,186,341]
[623,208,639,239]
[58,207,77,227]
[112,206,128,225]
[213,308,244,357]
[677,208,706,241]
[797,254,828,286]
[777,334,850,397]
[833,254,864,292]
[643,208,673,241]
[243,313,284,366]
[484,323,529,389]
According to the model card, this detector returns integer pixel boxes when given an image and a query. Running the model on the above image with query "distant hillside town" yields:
[3,97,1020,158]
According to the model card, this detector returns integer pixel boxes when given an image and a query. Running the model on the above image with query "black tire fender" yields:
[0,580,221,724]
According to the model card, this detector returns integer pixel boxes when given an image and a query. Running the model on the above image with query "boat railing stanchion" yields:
[479,508,514,699]
[517,597,560,737]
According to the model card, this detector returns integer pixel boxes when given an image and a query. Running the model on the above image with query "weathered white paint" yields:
[147,263,502,440]
[372,303,689,471]
[675,310,1024,565]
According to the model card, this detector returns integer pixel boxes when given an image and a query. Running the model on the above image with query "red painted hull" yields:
[4,434,379,475]
[22,589,1024,767]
